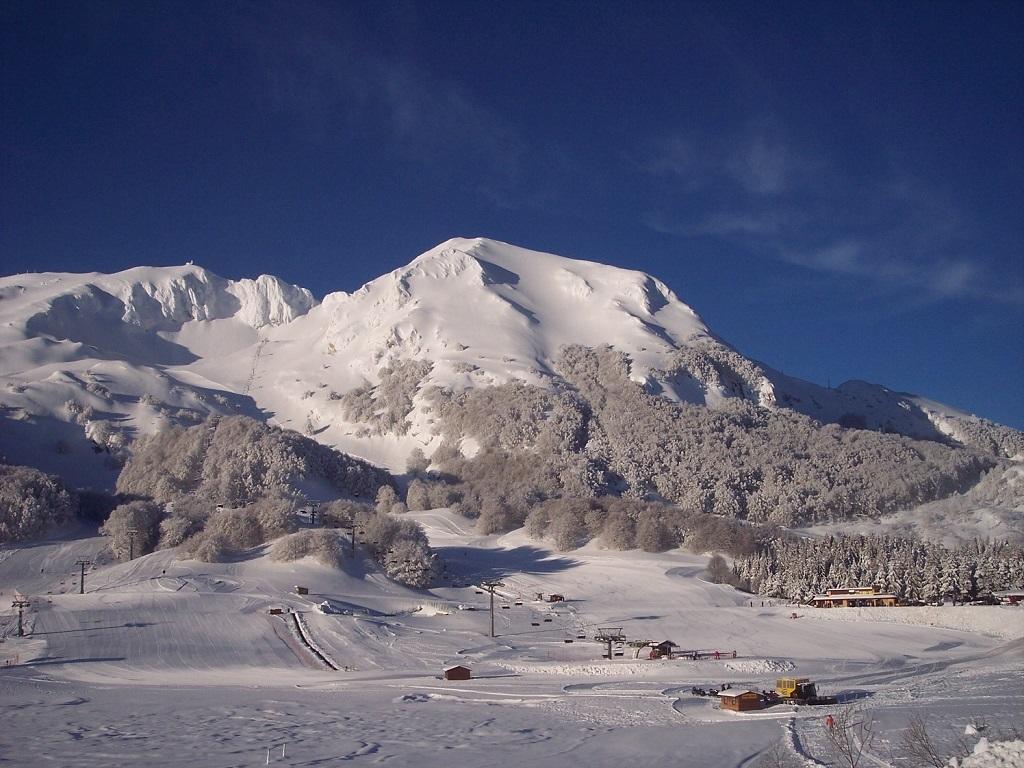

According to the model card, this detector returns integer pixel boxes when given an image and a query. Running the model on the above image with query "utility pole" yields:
[75,559,92,594]
[12,598,30,637]
[127,528,139,561]
[310,504,319,527]
[346,517,357,555]
[481,581,505,638]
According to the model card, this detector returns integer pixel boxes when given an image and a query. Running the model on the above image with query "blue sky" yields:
[2,1,1022,428]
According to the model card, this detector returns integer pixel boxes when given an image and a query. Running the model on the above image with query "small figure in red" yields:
[826,714,835,730]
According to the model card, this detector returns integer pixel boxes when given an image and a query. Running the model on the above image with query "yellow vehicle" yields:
[776,677,815,698]
[774,677,836,705]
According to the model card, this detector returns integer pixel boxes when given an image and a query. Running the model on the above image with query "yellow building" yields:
[810,585,898,608]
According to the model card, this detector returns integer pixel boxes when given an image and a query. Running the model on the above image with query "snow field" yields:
[1,510,1021,766]
[806,604,1024,641]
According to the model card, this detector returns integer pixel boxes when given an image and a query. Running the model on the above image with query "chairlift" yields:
[577,631,586,639]
[564,639,574,644]
[613,651,624,657]
[543,617,553,623]
[475,590,484,595]
[514,600,523,606]
[501,604,511,610]
[531,621,540,627]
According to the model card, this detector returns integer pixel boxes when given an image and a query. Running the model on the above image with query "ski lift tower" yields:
[594,627,626,660]
[481,581,505,638]
[11,597,31,637]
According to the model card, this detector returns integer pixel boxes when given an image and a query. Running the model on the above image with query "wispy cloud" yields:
[235,6,528,203]
[639,123,1022,305]
[726,127,791,195]
[783,239,1018,304]
[642,121,803,197]
[642,136,699,185]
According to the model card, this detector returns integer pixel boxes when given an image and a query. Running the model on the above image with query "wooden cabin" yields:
[718,690,763,712]
[810,585,897,608]
[443,664,472,681]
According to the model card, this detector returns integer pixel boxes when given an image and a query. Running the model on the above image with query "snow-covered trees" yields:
[0,464,78,543]
[406,479,430,511]
[519,495,761,556]
[705,553,732,584]
[558,345,992,527]
[117,416,392,505]
[101,500,163,559]
[319,499,365,528]
[375,486,398,513]
[406,448,430,476]
[733,534,1024,602]
[353,506,439,587]
[409,348,999,540]
[111,416,394,564]
[635,512,674,553]
[174,492,300,560]
[412,345,996,541]
[668,340,775,406]
[156,495,213,549]
[944,415,1024,459]
[384,538,438,588]
[340,359,433,435]
[313,500,439,587]
[270,529,347,566]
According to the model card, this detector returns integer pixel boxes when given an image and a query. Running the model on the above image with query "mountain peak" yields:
[313,237,711,396]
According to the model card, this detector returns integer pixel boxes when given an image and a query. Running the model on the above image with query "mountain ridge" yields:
[1,237,1020,498]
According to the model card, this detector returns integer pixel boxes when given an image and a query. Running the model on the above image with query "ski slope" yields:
[2,512,1021,767]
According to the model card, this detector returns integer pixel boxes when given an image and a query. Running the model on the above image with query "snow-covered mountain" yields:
[0,264,316,486]
[0,237,1019,490]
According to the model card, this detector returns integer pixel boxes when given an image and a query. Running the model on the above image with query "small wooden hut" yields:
[443,664,472,681]
[717,690,763,712]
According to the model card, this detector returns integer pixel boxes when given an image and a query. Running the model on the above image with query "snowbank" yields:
[497,659,726,677]
[806,606,1023,640]
[723,658,796,674]
[957,738,1024,768]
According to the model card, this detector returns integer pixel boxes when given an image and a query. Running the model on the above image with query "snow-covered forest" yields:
[417,346,999,533]
[0,463,77,542]
[733,535,1024,603]
[94,417,438,586]
[117,415,391,504]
